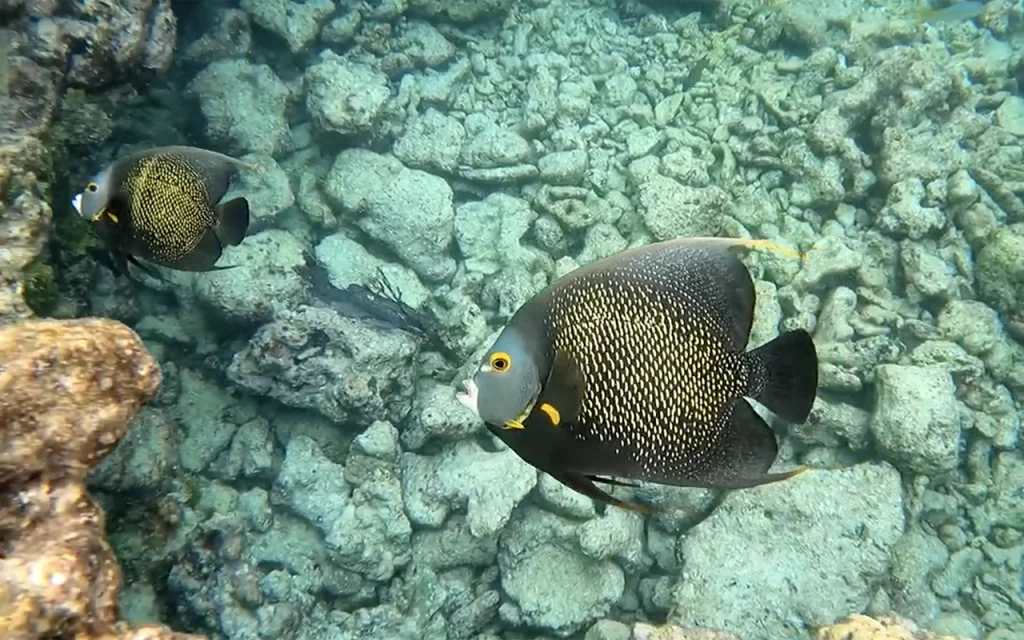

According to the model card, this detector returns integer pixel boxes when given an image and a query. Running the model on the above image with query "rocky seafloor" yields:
[2,0,1024,639]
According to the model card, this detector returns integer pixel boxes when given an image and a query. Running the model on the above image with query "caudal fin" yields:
[747,329,818,423]
[214,197,250,246]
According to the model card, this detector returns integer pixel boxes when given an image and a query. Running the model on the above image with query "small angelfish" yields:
[72,145,252,276]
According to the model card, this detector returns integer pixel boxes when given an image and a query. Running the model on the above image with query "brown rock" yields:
[0,318,201,640]
[817,614,970,640]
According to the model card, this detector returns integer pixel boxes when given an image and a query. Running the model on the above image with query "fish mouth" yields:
[455,379,480,416]
[71,193,83,216]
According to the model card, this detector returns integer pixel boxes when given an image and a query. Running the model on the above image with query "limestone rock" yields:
[871,364,963,476]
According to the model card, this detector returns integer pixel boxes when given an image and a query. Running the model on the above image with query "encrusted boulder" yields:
[0,318,198,640]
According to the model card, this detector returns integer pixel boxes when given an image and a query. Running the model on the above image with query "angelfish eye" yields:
[86,183,98,193]
[489,351,511,373]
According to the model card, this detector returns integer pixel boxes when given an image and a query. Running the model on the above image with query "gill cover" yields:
[472,325,543,429]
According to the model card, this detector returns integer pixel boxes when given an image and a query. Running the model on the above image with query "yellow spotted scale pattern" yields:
[542,244,757,483]
[119,153,216,262]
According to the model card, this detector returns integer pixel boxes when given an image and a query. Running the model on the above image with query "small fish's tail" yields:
[746,329,818,424]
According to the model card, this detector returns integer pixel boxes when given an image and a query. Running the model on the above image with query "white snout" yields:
[455,379,480,416]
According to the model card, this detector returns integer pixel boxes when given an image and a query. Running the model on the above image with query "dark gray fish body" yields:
[72,145,251,275]
[458,237,818,511]
[303,254,433,339]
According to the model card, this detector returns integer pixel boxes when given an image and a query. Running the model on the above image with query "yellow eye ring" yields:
[86,182,98,193]
[489,351,512,373]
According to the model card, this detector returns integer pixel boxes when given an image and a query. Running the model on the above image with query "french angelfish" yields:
[456,236,819,512]
[71,145,251,276]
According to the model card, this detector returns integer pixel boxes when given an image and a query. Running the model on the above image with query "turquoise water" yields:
[4,0,1024,638]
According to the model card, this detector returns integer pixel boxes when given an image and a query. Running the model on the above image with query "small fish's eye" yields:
[489,351,512,373]
[86,183,98,192]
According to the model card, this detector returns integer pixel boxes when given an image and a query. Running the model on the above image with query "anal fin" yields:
[694,399,804,490]
[162,228,224,272]
[126,254,165,281]
[589,475,638,487]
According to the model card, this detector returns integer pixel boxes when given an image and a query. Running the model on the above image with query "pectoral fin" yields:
[589,476,638,487]
[126,254,165,281]
[555,471,655,513]
[525,349,586,429]
[524,351,654,512]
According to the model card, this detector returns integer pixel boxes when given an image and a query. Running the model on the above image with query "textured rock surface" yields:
[871,365,963,476]
[324,149,456,281]
[616,616,966,640]
[0,318,196,639]
[9,0,176,88]
[671,464,906,640]
[186,59,291,155]
[631,622,740,640]
[240,0,334,53]
[305,52,390,136]
[408,0,514,23]
[0,57,60,322]
[227,305,420,426]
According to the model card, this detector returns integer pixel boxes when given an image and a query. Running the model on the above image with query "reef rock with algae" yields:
[0,317,200,640]
[0,54,60,323]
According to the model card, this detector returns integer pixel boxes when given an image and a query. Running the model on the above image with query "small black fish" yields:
[71,145,251,275]
[456,237,819,512]
[681,54,708,92]
[303,253,434,340]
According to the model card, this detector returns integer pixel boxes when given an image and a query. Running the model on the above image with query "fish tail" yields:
[746,329,818,423]
[214,197,250,246]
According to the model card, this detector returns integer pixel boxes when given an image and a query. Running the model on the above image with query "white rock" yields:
[305,51,390,136]
[192,229,308,323]
[996,96,1024,136]
[871,364,963,475]
[672,464,905,640]
[324,149,456,281]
